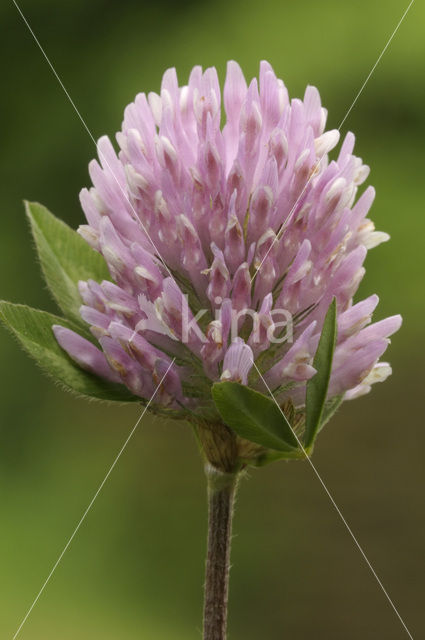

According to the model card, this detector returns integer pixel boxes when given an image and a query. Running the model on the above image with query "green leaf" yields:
[211,381,299,452]
[0,301,138,403]
[25,201,110,326]
[319,394,344,432]
[251,449,305,466]
[304,298,337,449]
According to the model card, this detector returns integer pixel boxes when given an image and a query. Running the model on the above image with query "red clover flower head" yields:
[51,61,401,435]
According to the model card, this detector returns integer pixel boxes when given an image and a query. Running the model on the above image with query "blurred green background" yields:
[0,0,424,637]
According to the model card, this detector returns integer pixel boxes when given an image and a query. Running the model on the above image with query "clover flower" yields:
[0,60,403,640]
[52,60,400,433]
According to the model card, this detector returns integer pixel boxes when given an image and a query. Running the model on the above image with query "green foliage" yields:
[25,201,110,326]
[211,381,300,453]
[319,394,344,433]
[211,301,340,462]
[0,301,138,403]
[304,298,337,449]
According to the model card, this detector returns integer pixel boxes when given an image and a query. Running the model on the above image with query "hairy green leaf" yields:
[211,381,299,452]
[0,301,138,403]
[25,201,110,326]
[304,298,337,448]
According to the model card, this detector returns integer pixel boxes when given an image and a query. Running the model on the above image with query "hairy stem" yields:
[203,465,239,640]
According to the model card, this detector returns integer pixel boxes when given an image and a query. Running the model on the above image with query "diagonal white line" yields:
[251,0,415,285]
[337,0,416,131]
[12,359,176,640]
[251,361,414,640]
[11,0,176,284]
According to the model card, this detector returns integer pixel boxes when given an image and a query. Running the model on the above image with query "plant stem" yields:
[203,465,239,640]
